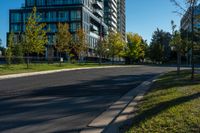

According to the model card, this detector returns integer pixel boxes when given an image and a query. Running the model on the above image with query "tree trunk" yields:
[59,52,62,67]
[37,53,40,63]
[112,55,114,65]
[26,53,30,69]
[177,52,181,75]
[67,54,71,64]
[99,53,102,65]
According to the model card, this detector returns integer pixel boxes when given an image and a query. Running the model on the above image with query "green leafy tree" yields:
[95,37,109,65]
[140,39,149,61]
[149,29,172,63]
[171,31,183,75]
[55,23,72,66]
[13,43,24,64]
[6,32,14,65]
[74,28,88,63]
[23,7,47,68]
[108,32,125,64]
[170,0,198,79]
[124,33,143,64]
[171,21,188,75]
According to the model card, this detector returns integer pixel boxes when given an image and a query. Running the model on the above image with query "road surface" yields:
[0,65,175,133]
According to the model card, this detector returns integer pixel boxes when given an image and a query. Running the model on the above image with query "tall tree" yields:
[23,7,47,68]
[74,28,88,63]
[124,33,143,64]
[170,20,187,75]
[108,32,125,64]
[149,29,172,63]
[13,43,24,64]
[170,0,198,79]
[55,23,72,66]
[95,37,109,65]
[139,39,149,61]
[6,32,14,65]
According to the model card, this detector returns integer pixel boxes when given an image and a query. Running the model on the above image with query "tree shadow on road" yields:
[0,73,155,133]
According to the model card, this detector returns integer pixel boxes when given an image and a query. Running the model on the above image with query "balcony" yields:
[93,9,103,18]
[90,24,98,31]
[93,1,103,9]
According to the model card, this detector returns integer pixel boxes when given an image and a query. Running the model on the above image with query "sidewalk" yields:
[80,75,161,133]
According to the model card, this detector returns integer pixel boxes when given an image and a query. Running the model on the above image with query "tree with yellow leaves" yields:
[124,33,144,64]
[23,7,48,68]
[55,23,72,66]
[108,32,125,64]
[74,28,88,63]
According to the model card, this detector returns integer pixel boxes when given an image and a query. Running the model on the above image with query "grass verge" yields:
[126,70,200,133]
[0,63,112,76]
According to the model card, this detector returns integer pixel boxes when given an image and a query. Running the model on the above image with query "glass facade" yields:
[11,24,21,32]
[71,10,81,21]
[46,0,83,5]
[70,22,81,32]
[58,11,69,21]
[11,13,21,23]
[9,0,111,57]
[27,0,34,6]
[26,0,84,6]
[36,0,45,6]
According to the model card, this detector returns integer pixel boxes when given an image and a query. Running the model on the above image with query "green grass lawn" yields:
[0,63,112,76]
[126,70,200,133]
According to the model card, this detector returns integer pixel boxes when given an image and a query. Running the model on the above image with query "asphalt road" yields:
[0,65,175,133]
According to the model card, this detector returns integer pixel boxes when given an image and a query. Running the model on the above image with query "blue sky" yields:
[0,0,182,47]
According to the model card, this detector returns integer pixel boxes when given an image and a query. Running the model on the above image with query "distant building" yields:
[117,0,126,40]
[104,0,126,40]
[180,4,200,65]
[8,0,126,58]
[181,4,200,31]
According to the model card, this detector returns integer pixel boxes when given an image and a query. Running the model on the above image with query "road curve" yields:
[0,65,175,133]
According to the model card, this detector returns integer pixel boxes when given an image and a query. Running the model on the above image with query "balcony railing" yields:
[93,1,103,9]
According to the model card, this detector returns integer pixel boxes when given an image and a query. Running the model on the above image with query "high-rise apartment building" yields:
[180,4,200,65]
[104,0,118,32]
[117,0,126,40]
[181,4,200,31]
[8,0,126,57]
[104,0,126,40]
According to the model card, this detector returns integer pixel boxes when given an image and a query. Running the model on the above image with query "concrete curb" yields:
[0,66,134,80]
[80,74,162,133]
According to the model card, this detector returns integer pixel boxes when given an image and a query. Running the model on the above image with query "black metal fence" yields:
[0,56,125,65]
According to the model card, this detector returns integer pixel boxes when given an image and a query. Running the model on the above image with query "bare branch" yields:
[172,11,184,16]
[170,0,187,12]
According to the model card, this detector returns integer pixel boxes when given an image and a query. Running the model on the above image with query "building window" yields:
[23,13,31,22]
[58,11,69,22]
[46,0,83,5]
[47,11,57,22]
[11,24,21,32]
[70,22,81,32]
[48,24,57,32]
[48,35,56,45]
[71,10,81,21]
[27,0,35,6]
[11,13,21,23]
[37,0,45,6]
